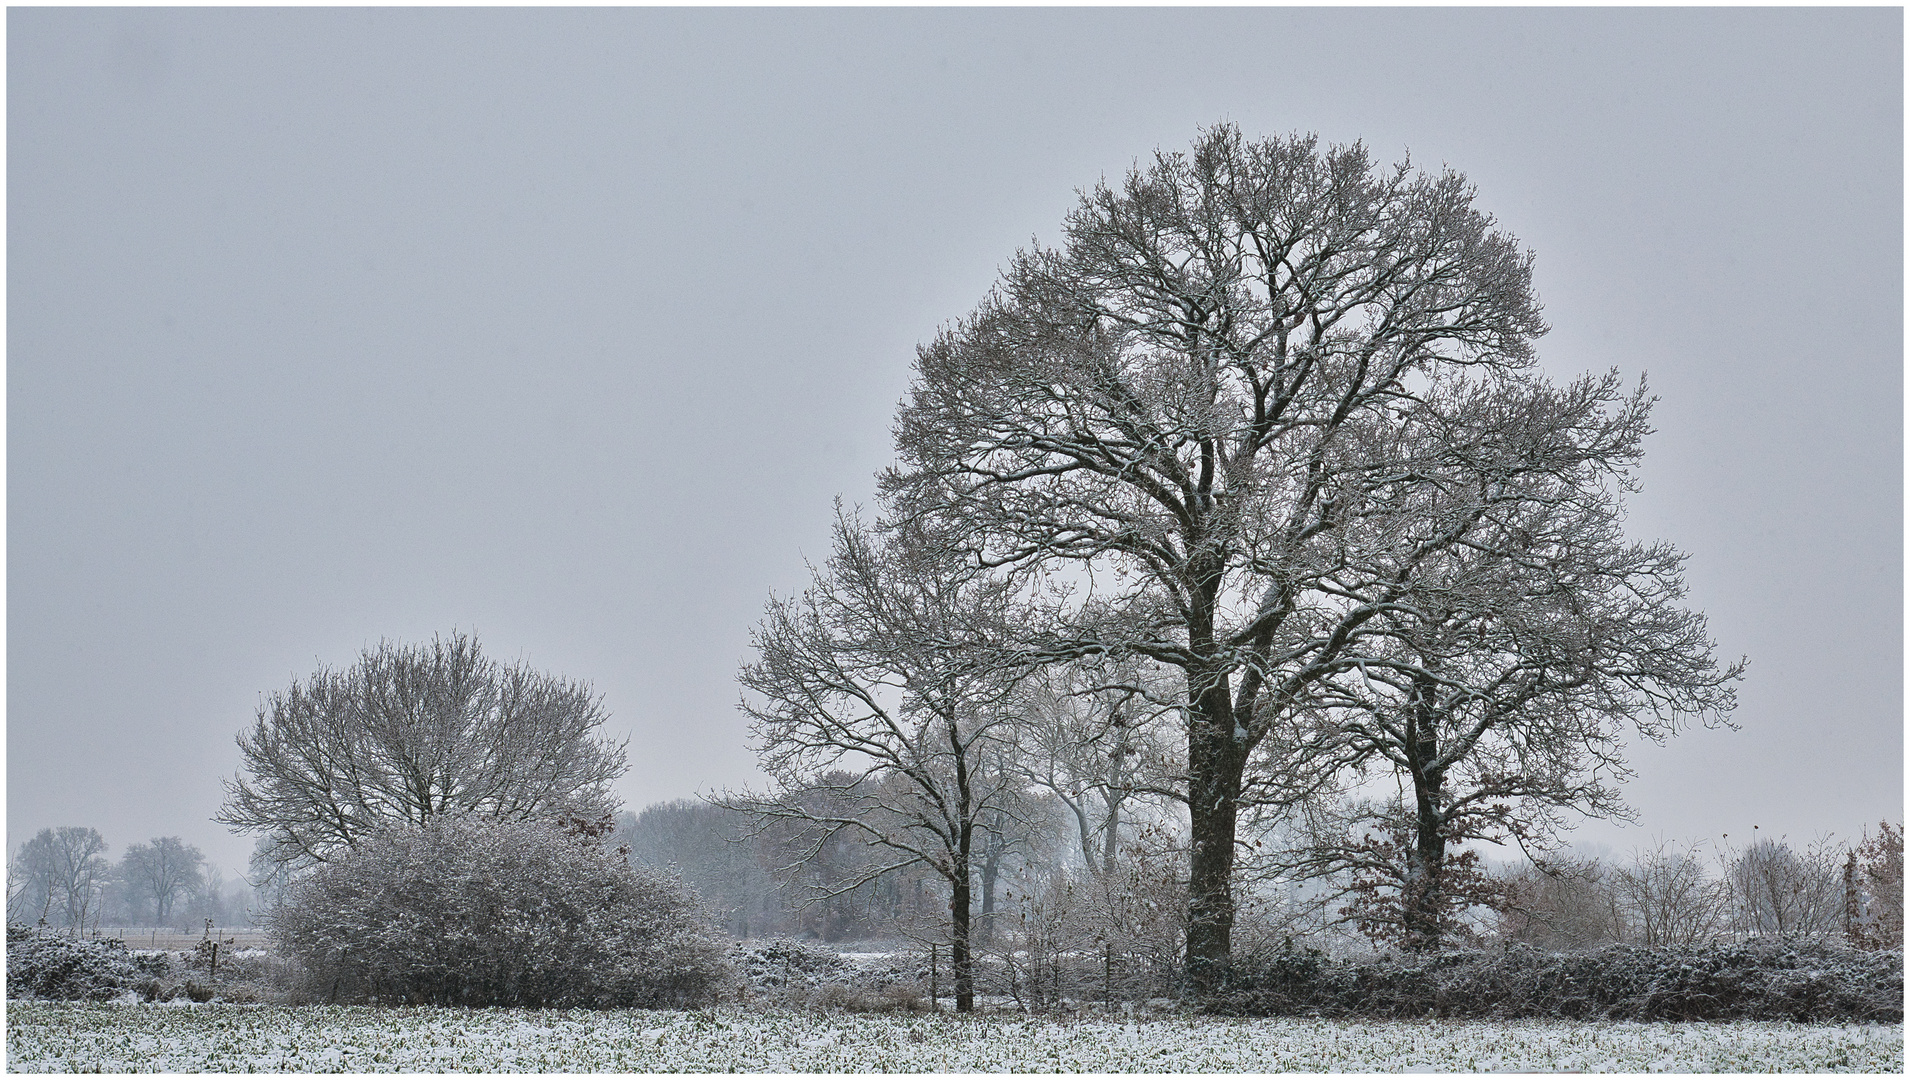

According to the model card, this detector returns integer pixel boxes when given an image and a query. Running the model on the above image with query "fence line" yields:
[81,926,271,950]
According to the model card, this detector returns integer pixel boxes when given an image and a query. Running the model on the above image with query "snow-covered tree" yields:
[734,507,1029,1012]
[218,631,627,867]
[883,124,1553,989]
[1263,371,1741,949]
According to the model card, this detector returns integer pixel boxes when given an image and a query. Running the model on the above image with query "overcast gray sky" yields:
[9,7,1902,880]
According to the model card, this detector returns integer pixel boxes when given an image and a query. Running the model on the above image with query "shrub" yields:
[270,818,731,1007]
[6,924,138,1000]
[1215,939,1903,1022]
[730,939,931,1012]
[733,938,850,992]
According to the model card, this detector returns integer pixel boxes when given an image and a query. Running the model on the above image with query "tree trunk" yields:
[979,838,1001,950]
[1102,709,1129,873]
[1184,675,1244,994]
[1844,851,1863,948]
[951,869,974,1012]
[1402,677,1446,951]
[1071,798,1101,876]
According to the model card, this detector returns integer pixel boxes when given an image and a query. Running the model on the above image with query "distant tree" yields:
[245,835,296,921]
[1723,834,1843,941]
[1612,838,1729,947]
[218,631,627,867]
[618,801,783,939]
[271,817,729,1007]
[744,773,957,943]
[177,865,250,931]
[1494,856,1621,950]
[9,828,108,930]
[1017,659,1177,878]
[116,838,205,928]
[734,508,1029,1011]
[7,845,54,926]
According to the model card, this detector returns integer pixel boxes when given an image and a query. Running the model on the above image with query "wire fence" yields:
[81,926,271,951]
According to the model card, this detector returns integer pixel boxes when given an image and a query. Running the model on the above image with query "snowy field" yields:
[7,1002,1902,1073]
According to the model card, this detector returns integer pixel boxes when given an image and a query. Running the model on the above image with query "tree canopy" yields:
[218,631,626,866]
[877,124,1738,984]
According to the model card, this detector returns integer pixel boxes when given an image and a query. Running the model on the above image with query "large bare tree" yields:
[219,631,627,867]
[884,125,1548,988]
[734,508,1028,1012]
[1267,371,1741,948]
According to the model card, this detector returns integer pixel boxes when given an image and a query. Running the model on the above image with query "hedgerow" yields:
[1214,938,1903,1022]
[5,924,139,1001]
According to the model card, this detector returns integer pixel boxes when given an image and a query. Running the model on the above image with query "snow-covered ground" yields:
[7,1002,1901,1072]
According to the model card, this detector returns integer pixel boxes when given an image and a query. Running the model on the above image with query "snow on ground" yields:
[7,1002,1901,1073]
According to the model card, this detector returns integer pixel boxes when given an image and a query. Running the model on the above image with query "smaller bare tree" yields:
[1259,371,1741,952]
[1611,838,1728,947]
[1722,832,1844,941]
[733,507,1032,1012]
[1496,856,1622,950]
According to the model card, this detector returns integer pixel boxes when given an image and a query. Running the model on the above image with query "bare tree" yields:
[1723,834,1844,941]
[884,125,1551,989]
[117,838,206,927]
[218,631,627,867]
[1264,371,1740,948]
[10,827,109,931]
[1017,659,1177,877]
[1496,856,1622,950]
[1611,838,1729,947]
[8,845,54,925]
[733,508,1029,1012]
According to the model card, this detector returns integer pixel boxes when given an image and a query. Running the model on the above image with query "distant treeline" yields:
[8,828,251,933]
[618,791,1903,963]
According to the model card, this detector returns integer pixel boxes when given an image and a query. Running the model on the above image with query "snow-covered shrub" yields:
[1216,939,1903,1022]
[6,924,139,1000]
[730,940,931,1011]
[270,818,731,1007]
[734,938,850,993]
